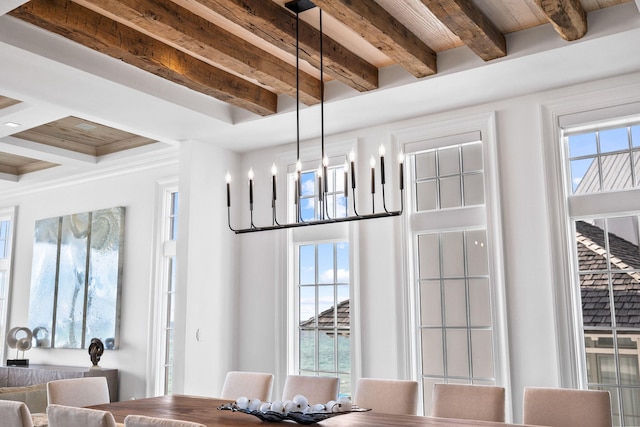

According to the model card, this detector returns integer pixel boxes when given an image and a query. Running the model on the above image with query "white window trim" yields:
[0,206,16,364]
[393,111,511,418]
[541,77,640,389]
[146,178,178,397]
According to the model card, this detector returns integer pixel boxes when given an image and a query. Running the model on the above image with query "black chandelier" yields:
[226,0,404,234]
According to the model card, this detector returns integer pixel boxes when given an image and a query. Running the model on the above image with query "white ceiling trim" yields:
[0,135,97,165]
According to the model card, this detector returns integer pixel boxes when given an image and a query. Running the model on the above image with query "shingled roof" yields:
[577,220,640,328]
[300,299,349,332]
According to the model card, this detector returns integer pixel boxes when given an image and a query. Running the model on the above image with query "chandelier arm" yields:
[351,187,360,217]
[228,207,237,232]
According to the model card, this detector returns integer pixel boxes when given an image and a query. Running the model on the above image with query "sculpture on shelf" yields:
[6,326,33,366]
[88,337,105,369]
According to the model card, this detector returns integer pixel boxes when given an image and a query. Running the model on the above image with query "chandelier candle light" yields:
[226,0,404,234]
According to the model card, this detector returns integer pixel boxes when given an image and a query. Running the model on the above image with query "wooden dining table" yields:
[89,395,536,427]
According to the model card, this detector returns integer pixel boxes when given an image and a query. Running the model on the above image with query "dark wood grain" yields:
[90,395,534,427]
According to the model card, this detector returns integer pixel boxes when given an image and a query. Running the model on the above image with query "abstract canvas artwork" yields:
[28,207,125,349]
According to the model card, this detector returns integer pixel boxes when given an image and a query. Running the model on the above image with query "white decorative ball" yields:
[235,396,249,410]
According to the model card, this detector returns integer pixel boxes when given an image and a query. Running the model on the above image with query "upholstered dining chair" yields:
[431,383,505,422]
[281,375,339,405]
[0,400,34,427]
[47,376,111,407]
[220,371,274,401]
[46,404,117,427]
[124,415,206,427]
[353,378,419,415]
[523,387,612,427]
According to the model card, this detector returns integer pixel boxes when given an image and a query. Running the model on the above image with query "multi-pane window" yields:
[298,164,347,221]
[408,134,502,414]
[415,143,484,211]
[151,187,178,396]
[162,191,178,394]
[0,208,15,363]
[569,124,640,194]
[292,160,351,396]
[565,121,640,425]
[297,242,350,396]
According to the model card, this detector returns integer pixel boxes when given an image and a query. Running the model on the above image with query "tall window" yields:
[0,207,15,363]
[566,122,640,426]
[291,162,351,396]
[151,185,178,396]
[400,115,507,415]
[296,241,350,396]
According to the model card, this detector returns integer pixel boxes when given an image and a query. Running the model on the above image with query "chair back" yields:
[46,404,117,427]
[523,387,612,427]
[281,375,339,404]
[353,378,418,415]
[0,400,34,427]
[47,376,111,407]
[220,371,274,401]
[124,414,206,427]
[431,383,505,422]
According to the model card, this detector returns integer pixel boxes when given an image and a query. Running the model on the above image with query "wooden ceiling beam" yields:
[9,0,278,116]
[75,0,321,105]
[311,0,436,78]
[420,0,506,61]
[535,0,587,41]
[189,0,378,92]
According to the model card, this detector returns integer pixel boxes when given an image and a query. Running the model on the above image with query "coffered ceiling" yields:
[0,0,638,186]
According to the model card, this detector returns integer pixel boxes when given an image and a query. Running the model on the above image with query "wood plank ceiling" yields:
[0,0,632,180]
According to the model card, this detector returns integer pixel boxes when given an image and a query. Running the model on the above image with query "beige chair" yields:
[353,378,418,415]
[47,376,111,407]
[0,400,34,427]
[124,415,206,427]
[46,404,117,427]
[523,387,612,427]
[281,375,339,404]
[431,383,505,422]
[220,371,274,401]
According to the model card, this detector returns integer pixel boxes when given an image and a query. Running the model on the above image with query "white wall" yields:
[2,158,178,400]
[184,72,640,422]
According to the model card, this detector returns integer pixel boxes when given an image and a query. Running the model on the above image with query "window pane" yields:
[299,245,315,285]
[569,133,597,157]
[422,329,444,376]
[439,147,460,176]
[466,230,488,276]
[416,180,437,211]
[300,329,316,371]
[462,143,483,173]
[299,286,315,326]
[441,232,464,277]
[463,174,484,206]
[621,387,640,426]
[415,151,437,180]
[469,279,492,327]
[444,279,466,327]
[446,329,469,377]
[601,153,632,191]
[580,273,612,327]
[318,331,335,372]
[440,176,462,209]
[301,171,315,197]
[318,244,334,284]
[420,280,442,326]
[471,330,494,378]
[317,286,334,325]
[571,157,598,193]
[632,126,640,148]
[337,334,350,373]
[336,243,349,283]
[418,234,440,279]
[600,128,629,153]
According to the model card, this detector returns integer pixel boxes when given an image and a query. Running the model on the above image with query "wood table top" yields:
[90,395,534,427]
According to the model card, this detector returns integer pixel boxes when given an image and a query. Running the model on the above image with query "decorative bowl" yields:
[217,402,370,424]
